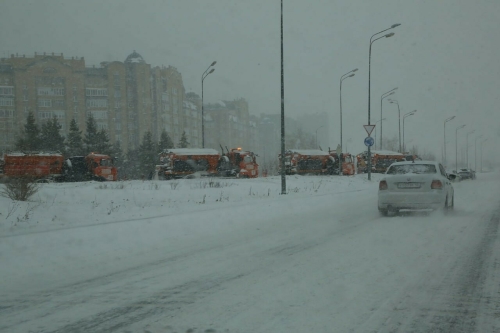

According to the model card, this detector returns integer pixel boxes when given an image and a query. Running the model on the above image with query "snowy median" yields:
[0,174,382,237]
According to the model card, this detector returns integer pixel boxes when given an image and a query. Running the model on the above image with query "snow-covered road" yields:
[1,173,500,332]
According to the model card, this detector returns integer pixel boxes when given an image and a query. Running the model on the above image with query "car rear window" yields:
[387,164,437,175]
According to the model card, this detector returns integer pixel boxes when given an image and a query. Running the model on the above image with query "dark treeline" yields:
[15,112,178,180]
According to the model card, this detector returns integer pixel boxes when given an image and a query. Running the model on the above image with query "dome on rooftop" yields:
[125,50,145,64]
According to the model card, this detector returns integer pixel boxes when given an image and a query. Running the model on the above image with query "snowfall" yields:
[1,171,500,332]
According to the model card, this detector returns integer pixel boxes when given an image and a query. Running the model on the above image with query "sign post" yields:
[363,125,376,181]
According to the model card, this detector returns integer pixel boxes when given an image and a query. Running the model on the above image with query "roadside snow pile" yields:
[0,174,382,236]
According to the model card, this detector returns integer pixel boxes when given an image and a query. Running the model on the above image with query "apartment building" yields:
[0,51,192,153]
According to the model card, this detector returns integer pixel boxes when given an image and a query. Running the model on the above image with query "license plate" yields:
[398,182,421,189]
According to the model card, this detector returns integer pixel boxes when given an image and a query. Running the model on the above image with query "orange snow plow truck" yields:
[156,148,222,180]
[279,149,335,175]
[220,147,259,178]
[64,153,118,181]
[1,152,64,180]
[0,152,117,182]
[156,147,259,179]
[328,152,355,175]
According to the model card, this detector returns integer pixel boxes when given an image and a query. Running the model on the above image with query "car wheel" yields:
[379,208,388,217]
[443,196,451,213]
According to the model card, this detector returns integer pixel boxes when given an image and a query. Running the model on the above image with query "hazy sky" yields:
[1,0,499,160]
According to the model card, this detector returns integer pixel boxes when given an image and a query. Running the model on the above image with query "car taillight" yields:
[379,180,388,190]
[431,180,442,189]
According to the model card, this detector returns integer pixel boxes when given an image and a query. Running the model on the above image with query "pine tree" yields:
[95,129,112,155]
[178,131,189,148]
[158,129,175,151]
[83,114,99,152]
[67,118,85,156]
[138,131,157,179]
[40,116,66,153]
[16,112,40,151]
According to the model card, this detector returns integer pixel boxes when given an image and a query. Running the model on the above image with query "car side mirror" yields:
[447,174,456,181]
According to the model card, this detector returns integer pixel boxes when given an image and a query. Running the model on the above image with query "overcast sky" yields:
[1,0,499,161]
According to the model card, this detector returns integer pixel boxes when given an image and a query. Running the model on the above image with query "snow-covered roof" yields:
[125,50,145,64]
[183,100,197,110]
[287,149,330,156]
[390,160,438,166]
[162,148,220,156]
[369,150,404,156]
[4,151,63,157]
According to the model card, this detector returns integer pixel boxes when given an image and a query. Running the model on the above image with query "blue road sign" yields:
[364,136,374,147]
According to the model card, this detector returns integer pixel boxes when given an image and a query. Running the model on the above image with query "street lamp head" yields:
[458,124,466,129]
[210,61,217,66]
[385,32,395,38]
[348,73,355,77]
[208,68,215,74]
[391,23,401,28]
[352,68,358,72]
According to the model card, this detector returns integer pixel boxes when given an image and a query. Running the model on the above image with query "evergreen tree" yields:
[40,116,66,153]
[83,114,99,152]
[15,112,40,151]
[178,131,189,148]
[111,140,124,166]
[95,129,112,155]
[67,118,85,156]
[138,131,157,179]
[158,129,175,151]
[122,148,141,179]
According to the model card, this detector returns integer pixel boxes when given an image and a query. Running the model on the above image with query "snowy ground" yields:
[1,172,499,332]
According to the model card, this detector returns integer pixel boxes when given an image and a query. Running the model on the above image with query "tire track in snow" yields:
[371,207,500,333]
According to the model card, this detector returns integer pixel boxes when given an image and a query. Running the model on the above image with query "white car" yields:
[378,160,454,215]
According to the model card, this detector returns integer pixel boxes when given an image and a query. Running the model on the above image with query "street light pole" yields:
[374,117,386,150]
[315,125,324,148]
[466,130,475,169]
[388,99,402,152]
[340,69,357,150]
[474,135,483,171]
[455,124,466,171]
[280,0,286,194]
[340,68,356,177]
[444,116,456,167]
[380,88,397,150]
[481,138,488,172]
[201,61,216,148]
[367,24,400,181]
[402,110,416,153]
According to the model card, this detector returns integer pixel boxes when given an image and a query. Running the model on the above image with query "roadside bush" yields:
[1,176,40,201]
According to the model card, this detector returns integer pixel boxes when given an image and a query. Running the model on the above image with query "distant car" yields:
[458,168,474,180]
[378,160,454,216]
[446,171,462,182]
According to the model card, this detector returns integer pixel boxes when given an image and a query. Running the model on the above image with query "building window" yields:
[97,123,108,130]
[0,98,14,106]
[38,111,65,119]
[0,86,14,95]
[0,110,14,118]
[37,87,64,96]
[114,89,121,98]
[53,99,65,107]
[37,99,52,107]
[86,99,108,108]
[89,111,108,119]
[85,88,108,97]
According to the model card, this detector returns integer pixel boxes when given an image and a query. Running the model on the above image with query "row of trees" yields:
[15,112,191,179]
